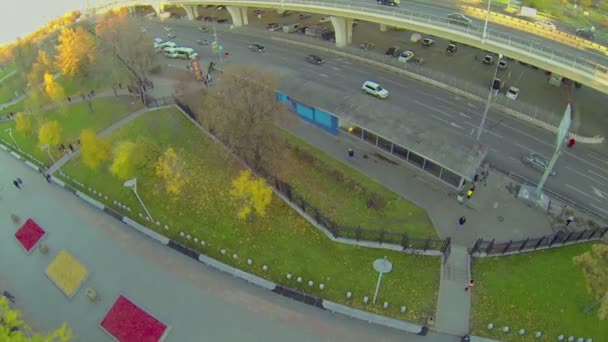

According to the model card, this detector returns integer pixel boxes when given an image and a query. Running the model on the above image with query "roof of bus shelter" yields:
[281,82,486,181]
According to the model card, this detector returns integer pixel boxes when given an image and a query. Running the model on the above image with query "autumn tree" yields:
[55,26,96,78]
[44,72,65,102]
[11,39,38,91]
[80,129,111,170]
[574,243,608,320]
[0,295,73,340]
[38,120,62,147]
[110,137,158,179]
[230,170,273,220]
[154,147,189,197]
[93,11,157,105]
[200,66,293,174]
[14,113,32,136]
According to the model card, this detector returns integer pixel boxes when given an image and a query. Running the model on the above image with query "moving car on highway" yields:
[575,27,595,40]
[362,81,389,99]
[535,20,556,30]
[506,86,520,100]
[248,43,265,53]
[421,38,435,47]
[447,13,473,26]
[377,0,399,6]
[446,43,457,55]
[384,46,400,57]
[522,153,556,176]
[398,50,415,63]
[267,23,281,31]
[306,54,324,65]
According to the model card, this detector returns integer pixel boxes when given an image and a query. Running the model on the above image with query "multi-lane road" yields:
[145,18,608,224]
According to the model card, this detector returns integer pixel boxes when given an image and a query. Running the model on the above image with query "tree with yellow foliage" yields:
[14,113,32,136]
[80,129,111,170]
[55,26,95,78]
[109,139,152,180]
[43,72,65,102]
[574,243,608,320]
[154,147,189,197]
[0,295,73,340]
[38,121,62,147]
[230,170,273,220]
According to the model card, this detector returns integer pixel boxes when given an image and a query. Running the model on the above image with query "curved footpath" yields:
[0,150,457,341]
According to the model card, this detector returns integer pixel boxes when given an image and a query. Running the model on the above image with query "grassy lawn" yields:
[0,63,15,80]
[57,73,130,98]
[471,243,607,341]
[282,134,436,239]
[59,108,440,323]
[0,96,141,165]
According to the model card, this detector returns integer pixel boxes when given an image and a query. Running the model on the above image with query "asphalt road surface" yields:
[0,151,458,342]
[146,19,608,222]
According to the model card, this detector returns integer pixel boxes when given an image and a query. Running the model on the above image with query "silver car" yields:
[521,153,556,176]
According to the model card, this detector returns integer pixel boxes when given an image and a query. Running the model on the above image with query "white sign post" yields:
[124,178,153,220]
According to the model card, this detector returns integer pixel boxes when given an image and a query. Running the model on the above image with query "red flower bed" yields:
[100,295,169,342]
[14,218,46,253]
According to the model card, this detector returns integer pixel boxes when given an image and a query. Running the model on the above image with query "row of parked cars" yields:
[153,38,199,60]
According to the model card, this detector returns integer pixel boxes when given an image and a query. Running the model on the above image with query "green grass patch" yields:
[0,96,141,165]
[59,107,440,323]
[471,243,607,340]
[282,134,436,239]
[0,63,15,80]
[57,73,129,98]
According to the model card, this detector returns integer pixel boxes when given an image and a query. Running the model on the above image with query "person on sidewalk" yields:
[566,215,576,226]
[12,179,21,190]
[464,279,475,292]
[347,148,355,162]
[68,144,74,153]
[567,138,576,148]
[466,186,475,199]
[2,290,15,303]
[457,216,466,229]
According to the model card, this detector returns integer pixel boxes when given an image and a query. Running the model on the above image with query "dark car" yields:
[267,23,281,31]
[575,28,595,40]
[377,0,398,6]
[248,43,265,53]
[299,13,312,20]
[216,18,229,24]
[446,43,457,55]
[482,55,494,65]
[421,38,435,47]
[384,46,400,57]
[306,54,324,65]
[203,16,214,22]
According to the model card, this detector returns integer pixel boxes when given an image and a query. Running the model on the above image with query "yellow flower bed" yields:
[46,250,88,298]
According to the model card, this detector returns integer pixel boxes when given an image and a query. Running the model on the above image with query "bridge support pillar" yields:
[227,6,248,27]
[330,16,353,48]
[183,5,198,21]
[127,7,135,14]
[153,4,164,16]
[379,24,388,32]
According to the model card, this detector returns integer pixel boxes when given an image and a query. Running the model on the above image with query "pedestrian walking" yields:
[467,186,475,199]
[566,215,576,226]
[347,148,355,161]
[457,216,466,229]
[464,279,475,292]
[2,290,15,303]
[567,138,576,148]
[68,144,74,153]
[67,96,71,102]
[60,144,66,152]
[17,177,22,185]
[44,173,52,183]
[12,179,20,189]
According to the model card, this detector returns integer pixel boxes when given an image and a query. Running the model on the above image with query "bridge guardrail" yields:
[100,0,607,78]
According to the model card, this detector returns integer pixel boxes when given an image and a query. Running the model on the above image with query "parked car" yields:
[203,16,214,22]
[398,50,415,63]
[411,57,425,65]
[362,81,389,99]
[306,54,324,65]
[299,13,312,19]
[199,26,209,33]
[384,46,400,57]
[575,27,595,40]
[153,38,164,48]
[535,20,556,30]
[360,41,375,50]
[421,38,435,47]
[217,18,228,24]
[319,16,331,23]
[506,86,520,100]
[377,0,398,6]
[155,41,177,52]
[164,26,172,31]
[248,43,265,53]
[522,153,556,176]
[483,55,494,65]
[498,60,508,69]
[166,33,176,39]
[267,23,281,31]
[447,13,473,26]
[446,43,457,55]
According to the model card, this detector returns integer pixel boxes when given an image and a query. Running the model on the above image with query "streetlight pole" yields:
[482,0,492,43]
[40,144,56,163]
[476,53,502,141]
[4,128,21,151]
[124,178,153,220]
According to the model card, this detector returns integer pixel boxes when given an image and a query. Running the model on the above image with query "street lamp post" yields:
[4,128,21,151]
[482,0,493,43]
[476,53,502,141]
[40,144,56,164]
[123,178,153,220]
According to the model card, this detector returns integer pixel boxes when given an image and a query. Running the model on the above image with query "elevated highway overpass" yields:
[95,0,608,93]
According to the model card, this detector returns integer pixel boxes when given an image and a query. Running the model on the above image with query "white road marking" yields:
[489,147,498,153]
[450,122,464,129]
[330,66,342,71]
[470,127,475,136]
[587,152,608,165]
[319,73,329,78]
[566,167,607,186]
[414,101,454,118]
[459,112,471,119]
[466,103,476,108]
[588,169,608,183]
[566,184,600,202]
[499,122,553,149]
[590,203,608,216]
[592,186,606,199]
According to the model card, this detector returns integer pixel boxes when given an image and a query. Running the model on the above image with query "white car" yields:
[506,86,520,100]
[153,38,164,48]
[156,41,177,52]
[319,16,331,23]
[164,26,172,31]
[398,50,415,63]
[535,20,556,30]
[361,81,389,99]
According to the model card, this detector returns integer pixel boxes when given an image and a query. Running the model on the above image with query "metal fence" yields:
[470,227,608,256]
